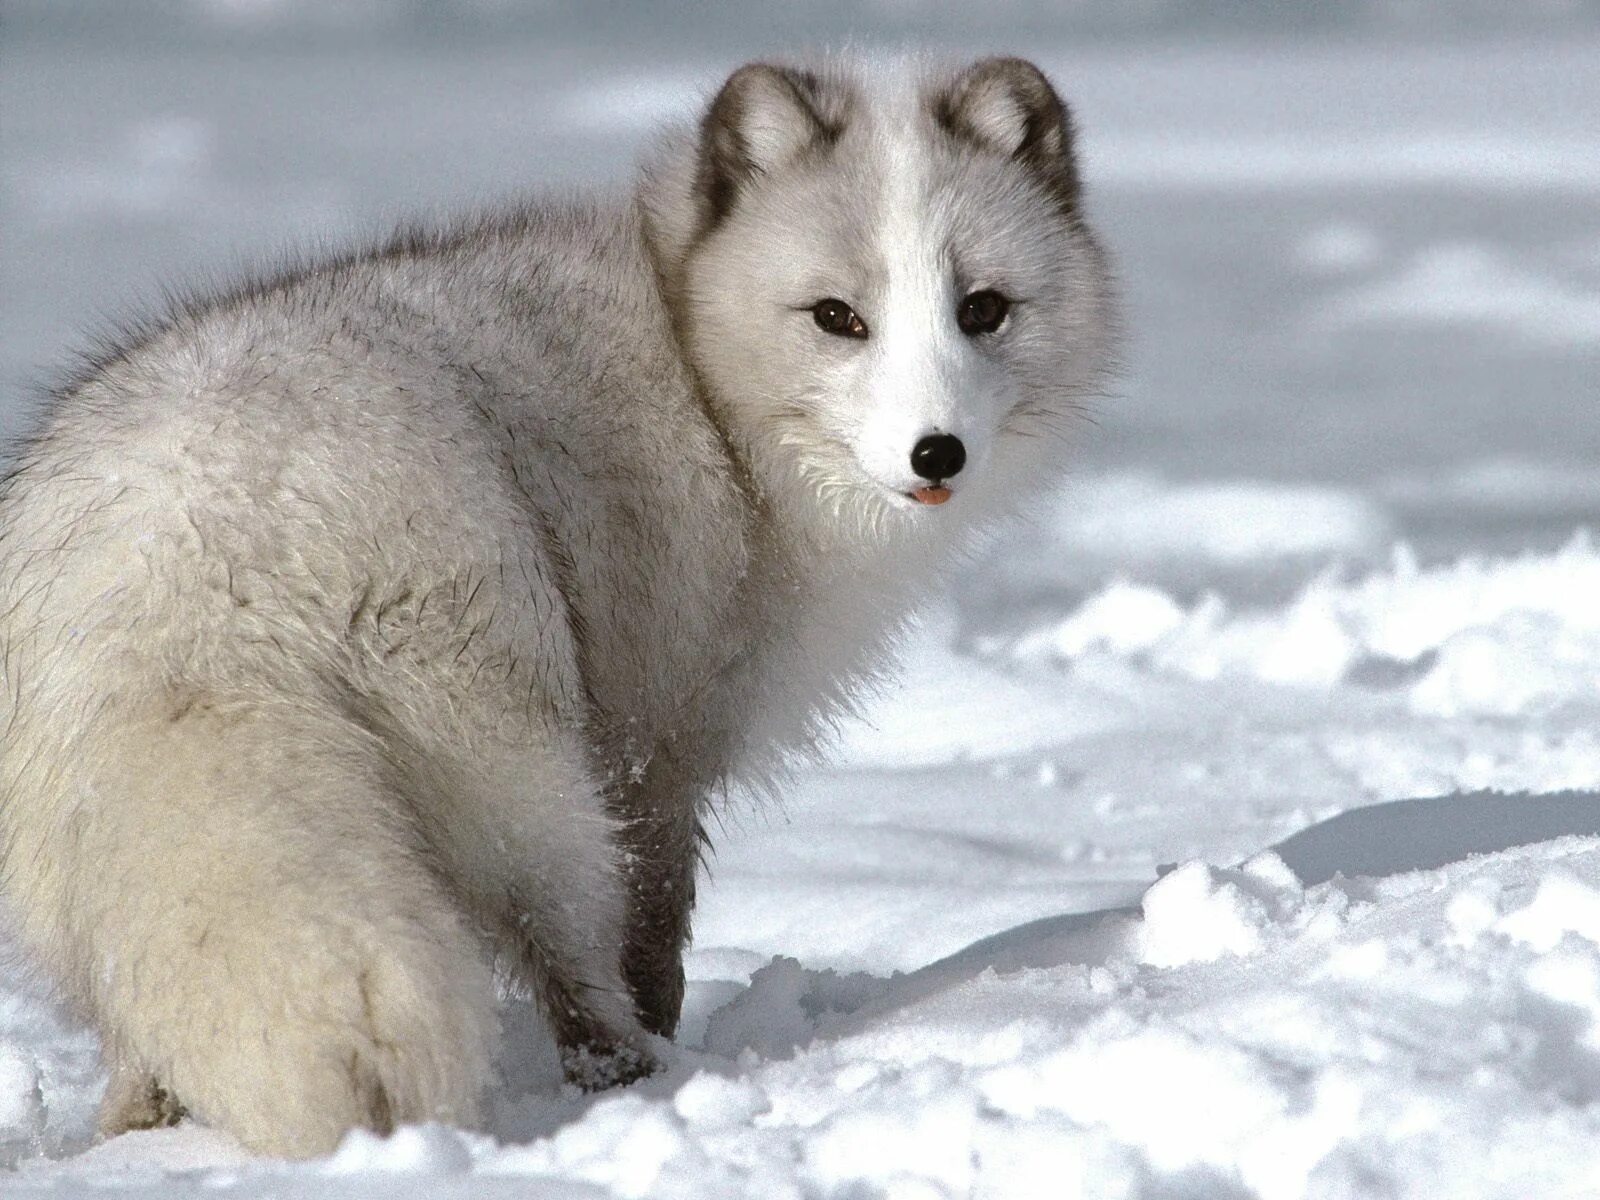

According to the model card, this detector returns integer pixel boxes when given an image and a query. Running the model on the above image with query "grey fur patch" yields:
[693,63,850,235]
[932,56,1081,211]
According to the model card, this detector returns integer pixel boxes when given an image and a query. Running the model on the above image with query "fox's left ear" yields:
[936,58,1080,210]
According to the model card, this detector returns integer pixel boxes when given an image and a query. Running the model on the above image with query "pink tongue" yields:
[912,486,952,506]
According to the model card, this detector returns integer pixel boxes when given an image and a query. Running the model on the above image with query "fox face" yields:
[659,57,1115,538]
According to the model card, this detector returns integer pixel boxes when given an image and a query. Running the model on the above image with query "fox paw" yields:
[559,1040,658,1091]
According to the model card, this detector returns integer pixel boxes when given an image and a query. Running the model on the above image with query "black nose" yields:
[910,433,966,482]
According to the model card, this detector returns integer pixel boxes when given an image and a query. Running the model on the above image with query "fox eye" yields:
[812,299,868,339]
[957,290,1010,336]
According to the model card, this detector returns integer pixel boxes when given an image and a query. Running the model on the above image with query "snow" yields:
[1320,243,1600,346]
[4,21,1600,1200]
[997,532,1600,706]
[7,521,1600,1198]
[27,828,1600,1197]
[1032,474,1394,569]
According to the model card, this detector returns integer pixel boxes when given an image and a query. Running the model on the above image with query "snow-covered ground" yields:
[2,21,1599,1200]
[8,508,1600,1196]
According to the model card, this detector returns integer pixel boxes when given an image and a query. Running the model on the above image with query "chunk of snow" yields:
[1010,580,1186,661]
[1495,871,1600,952]
[1139,862,1270,967]
[324,1123,473,1175]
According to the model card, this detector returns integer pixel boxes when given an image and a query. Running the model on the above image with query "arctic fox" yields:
[0,56,1114,1156]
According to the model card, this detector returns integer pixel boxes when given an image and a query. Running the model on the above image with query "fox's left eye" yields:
[812,299,868,339]
[957,290,1010,336]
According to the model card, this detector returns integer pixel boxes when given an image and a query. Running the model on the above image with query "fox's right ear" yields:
[936,57,1081,212]
[695,63,841,231]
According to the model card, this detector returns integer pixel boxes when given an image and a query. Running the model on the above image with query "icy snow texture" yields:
[14,836,1600,1197]
[4,526,1600,1198]
[1004,534,1600,716]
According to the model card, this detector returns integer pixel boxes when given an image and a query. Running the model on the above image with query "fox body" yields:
[0,56,1113,1155]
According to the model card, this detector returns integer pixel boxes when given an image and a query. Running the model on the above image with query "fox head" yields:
[641,56,1116,545]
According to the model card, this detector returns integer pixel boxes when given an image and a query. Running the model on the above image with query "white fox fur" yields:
[0,55,1115,1156]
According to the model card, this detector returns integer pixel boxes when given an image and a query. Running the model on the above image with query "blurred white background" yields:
[4,0,1598,576]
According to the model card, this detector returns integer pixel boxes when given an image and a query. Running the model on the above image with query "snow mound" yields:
[1382,457,1600,517]
[1059,475,1392,567]
[701,957,889,1060]
[1003,534,1600,716]
[1138,853,1303,968]
[13,831,1599,1197]
[999,475,1393,600]
[967,472,1398,629]
[1318,243,1600,346]
[536,835,1600,1200]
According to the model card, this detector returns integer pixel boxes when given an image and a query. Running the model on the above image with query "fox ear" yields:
[937,57,1080,208]
[696,63,839,229]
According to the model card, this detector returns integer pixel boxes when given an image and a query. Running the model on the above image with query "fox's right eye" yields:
[812,299,868,339]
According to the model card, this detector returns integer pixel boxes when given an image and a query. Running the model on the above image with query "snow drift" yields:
[1,534,1598,1197]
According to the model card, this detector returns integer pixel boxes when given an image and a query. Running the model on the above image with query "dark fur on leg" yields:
[100,1066,187,1137]
[610,762,708,1038]
[514,908,658,1089]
